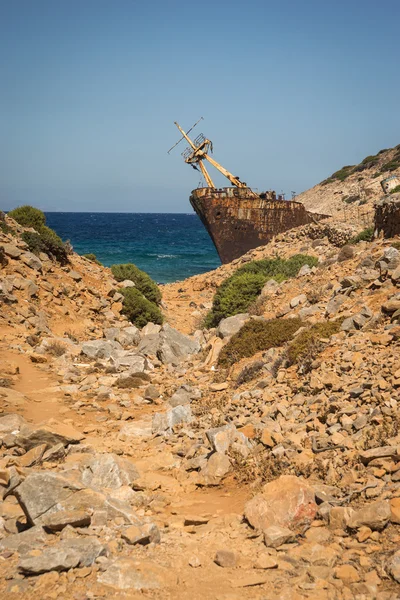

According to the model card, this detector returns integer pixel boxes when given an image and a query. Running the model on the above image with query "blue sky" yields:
[1,0,399,212]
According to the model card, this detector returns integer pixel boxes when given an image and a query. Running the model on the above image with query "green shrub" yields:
[389,185,400,195]
[381,160,400,172]
[218,318,303,367]
[119,287,163,328]
[331,166,354,181]
[0,220,14,235]
[112,263,161,305]
[22,226,68,265]
[349,227,374,244]
[8,205,46,229]
[205,254,318,328]
[21,231,47,254]
[9,205,68,264]
[204,271,267,328]
[83,253,102,265]
[286,320,342,369]
[342,195,359,204]
[38,225,68,264]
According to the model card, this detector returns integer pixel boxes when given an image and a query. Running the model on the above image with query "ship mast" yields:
[169,120,247,189]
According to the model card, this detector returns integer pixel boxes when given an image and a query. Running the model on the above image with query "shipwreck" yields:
[169,119,328,264]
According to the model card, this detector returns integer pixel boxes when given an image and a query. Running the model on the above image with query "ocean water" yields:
[45,212,221,284]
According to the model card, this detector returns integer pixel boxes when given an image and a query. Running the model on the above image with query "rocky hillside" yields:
[297,144,400,221]
[1,211,400,599]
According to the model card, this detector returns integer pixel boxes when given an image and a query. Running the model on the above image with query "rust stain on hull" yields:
[190,187,328,264]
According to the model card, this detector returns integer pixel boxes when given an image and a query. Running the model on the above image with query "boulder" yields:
[105,326,140,347]
[14,419,84,450]
[81,339,122,360]
[0,413,26,435]
[98,558,167,590]
[347,500,391,531]
[263,525,294,548]
[2,243,22,259]
[119,279,136,288]
[388,551,400,583]
[137,334,160,357]
[13,472,82,526]
[18,537,105,574]
[69,270,82,282]
[200,452,231,485]
[112,353,149,372]
[157,324,200,364]
[80,453,139,490]
[0,525,48,554]
[206,424,250,454]
[244,475,317,533]
[20,252,42,271]
[141,322,161,336]
[152,405,193,436]
[169,385,201,407]
[217,314,250,339]
[41,509,91,531]
[121,522,160,545]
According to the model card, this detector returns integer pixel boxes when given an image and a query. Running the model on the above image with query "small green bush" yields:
[21,231,46,254]
[381,160,400,172]
[119,287,163,328]
[286,320,342,368]
[9,205,68,264]
[389,185,400,195]
[83,253,102,265]
[331,166,354,181]
[349,227,374,244]
[22,226,68,265]
[8,205,46,229]
[205,254,318,328]
[38,226,68,264]
[0,220,14,235]
[112,263,161,305]
[218,318,303,367]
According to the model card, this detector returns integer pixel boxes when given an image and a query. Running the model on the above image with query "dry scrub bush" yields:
[116,372,151,388]
[286,320,342,373]
[218,318,303,367]
[230,447,287,487]
[236,360,264,387]
[46,341,67,357]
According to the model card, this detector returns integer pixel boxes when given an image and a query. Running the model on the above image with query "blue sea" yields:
[45,213,220,284]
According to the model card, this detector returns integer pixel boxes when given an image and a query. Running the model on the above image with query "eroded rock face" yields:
[244,475,317,533]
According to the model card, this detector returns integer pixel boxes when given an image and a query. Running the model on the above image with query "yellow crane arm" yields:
[203,154,247,188]
[173,120,246,189]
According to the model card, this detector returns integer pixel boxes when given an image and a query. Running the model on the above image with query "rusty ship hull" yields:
[190,187,328,264]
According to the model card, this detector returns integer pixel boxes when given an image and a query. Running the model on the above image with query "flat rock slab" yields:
[14,472,82,526]
[98,558,172,590]
[80,453,139,490]
[244,475,317,533]
[0,526,48,554]
[15,420,84,451]
[18,537,105,574]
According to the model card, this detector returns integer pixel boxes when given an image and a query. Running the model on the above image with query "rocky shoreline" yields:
[1,211,400,599]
